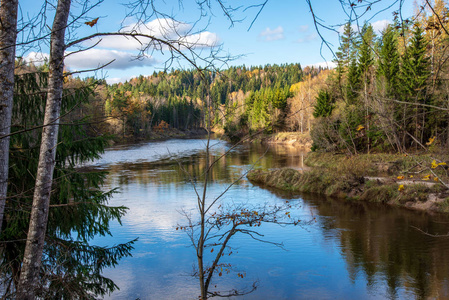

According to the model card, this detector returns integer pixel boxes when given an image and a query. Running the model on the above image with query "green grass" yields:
[247,151,449,213]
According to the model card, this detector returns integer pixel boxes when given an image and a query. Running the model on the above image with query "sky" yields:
[20,0,415,84]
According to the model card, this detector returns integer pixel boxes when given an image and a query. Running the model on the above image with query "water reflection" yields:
[310,197,449,299]
[89,138,449,299]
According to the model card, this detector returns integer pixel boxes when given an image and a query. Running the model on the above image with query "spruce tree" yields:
[346,58,360,105]
[2,71,135,298]
[313,90,334,118]
[377,25,402,151]
[335,22,357,99]
[378,25,400,97]
[400,25,430,146]
[335,22,357,72]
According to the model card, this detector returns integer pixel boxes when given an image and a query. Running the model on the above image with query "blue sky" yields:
[21,0,414,83]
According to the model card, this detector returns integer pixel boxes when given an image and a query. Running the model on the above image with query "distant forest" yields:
[83,63,328,141]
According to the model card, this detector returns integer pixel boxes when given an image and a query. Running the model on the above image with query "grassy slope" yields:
[248,152,449,213]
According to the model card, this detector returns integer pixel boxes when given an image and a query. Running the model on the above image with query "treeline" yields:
[312,1,449,153]
[97,63,327,140]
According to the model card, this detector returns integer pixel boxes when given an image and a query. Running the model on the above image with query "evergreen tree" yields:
[376,25,403,151]
[377,25,400,97]
[400,25,430,146]
[346,58,360,105]
[2,71,135,298]
[335,22,357,72]
[358,23,375,84]
[313,90,334,118]
[401,26,430,98]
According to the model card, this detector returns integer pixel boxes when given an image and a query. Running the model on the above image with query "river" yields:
[86,138,449,299]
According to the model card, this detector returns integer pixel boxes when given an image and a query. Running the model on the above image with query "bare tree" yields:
[16,0,72,297]
[0,0,19,235]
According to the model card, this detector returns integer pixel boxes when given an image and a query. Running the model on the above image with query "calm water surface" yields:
[87,138,449,299]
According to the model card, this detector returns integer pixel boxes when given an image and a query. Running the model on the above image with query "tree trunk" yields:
[364,79,370,154]
[0,0,19,234]
[16,0,71,298]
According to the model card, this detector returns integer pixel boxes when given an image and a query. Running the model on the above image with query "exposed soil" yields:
[259,132,312,150]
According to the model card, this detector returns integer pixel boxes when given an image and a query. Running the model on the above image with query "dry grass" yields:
[248,151,449,213]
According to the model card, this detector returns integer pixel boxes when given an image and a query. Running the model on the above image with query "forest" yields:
[312,6,449,155]
[81,63,326,142]
[2,0,449,298]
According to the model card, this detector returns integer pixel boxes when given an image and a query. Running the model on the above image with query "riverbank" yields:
[248,152,449,213]
[259,132,312,150]
[110,128,209,145]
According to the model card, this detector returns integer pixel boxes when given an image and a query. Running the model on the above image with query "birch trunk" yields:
[16,0,71,298]
[0,0,19,234]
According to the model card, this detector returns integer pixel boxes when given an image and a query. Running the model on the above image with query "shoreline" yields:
[108,128,209,145]
[247,148,449,214]
[258,132,313,151]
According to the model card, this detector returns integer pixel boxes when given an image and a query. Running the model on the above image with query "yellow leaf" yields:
[426,136,436,146]
[356,125,365,131]
[397,176,404,180]
[438,162,447,166]
[409,175,414,178]
[85,17,99,27]
[431,160,438,169]
[398,184,404,191]
[434,177,439,182]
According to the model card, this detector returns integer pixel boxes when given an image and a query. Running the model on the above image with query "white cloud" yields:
[371,19,391,33]
[259,26,284,42]
[338,19,391,34]
[106,74,154,84]
[299,25,309,32]
[23,52,50,65]
[82,18,219,51]
[297,33,318,43]
[24,49,155,72]
[180,31,220,48]
[65,48,156,70]
[105,76,133,84]
[307,61,336,69]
